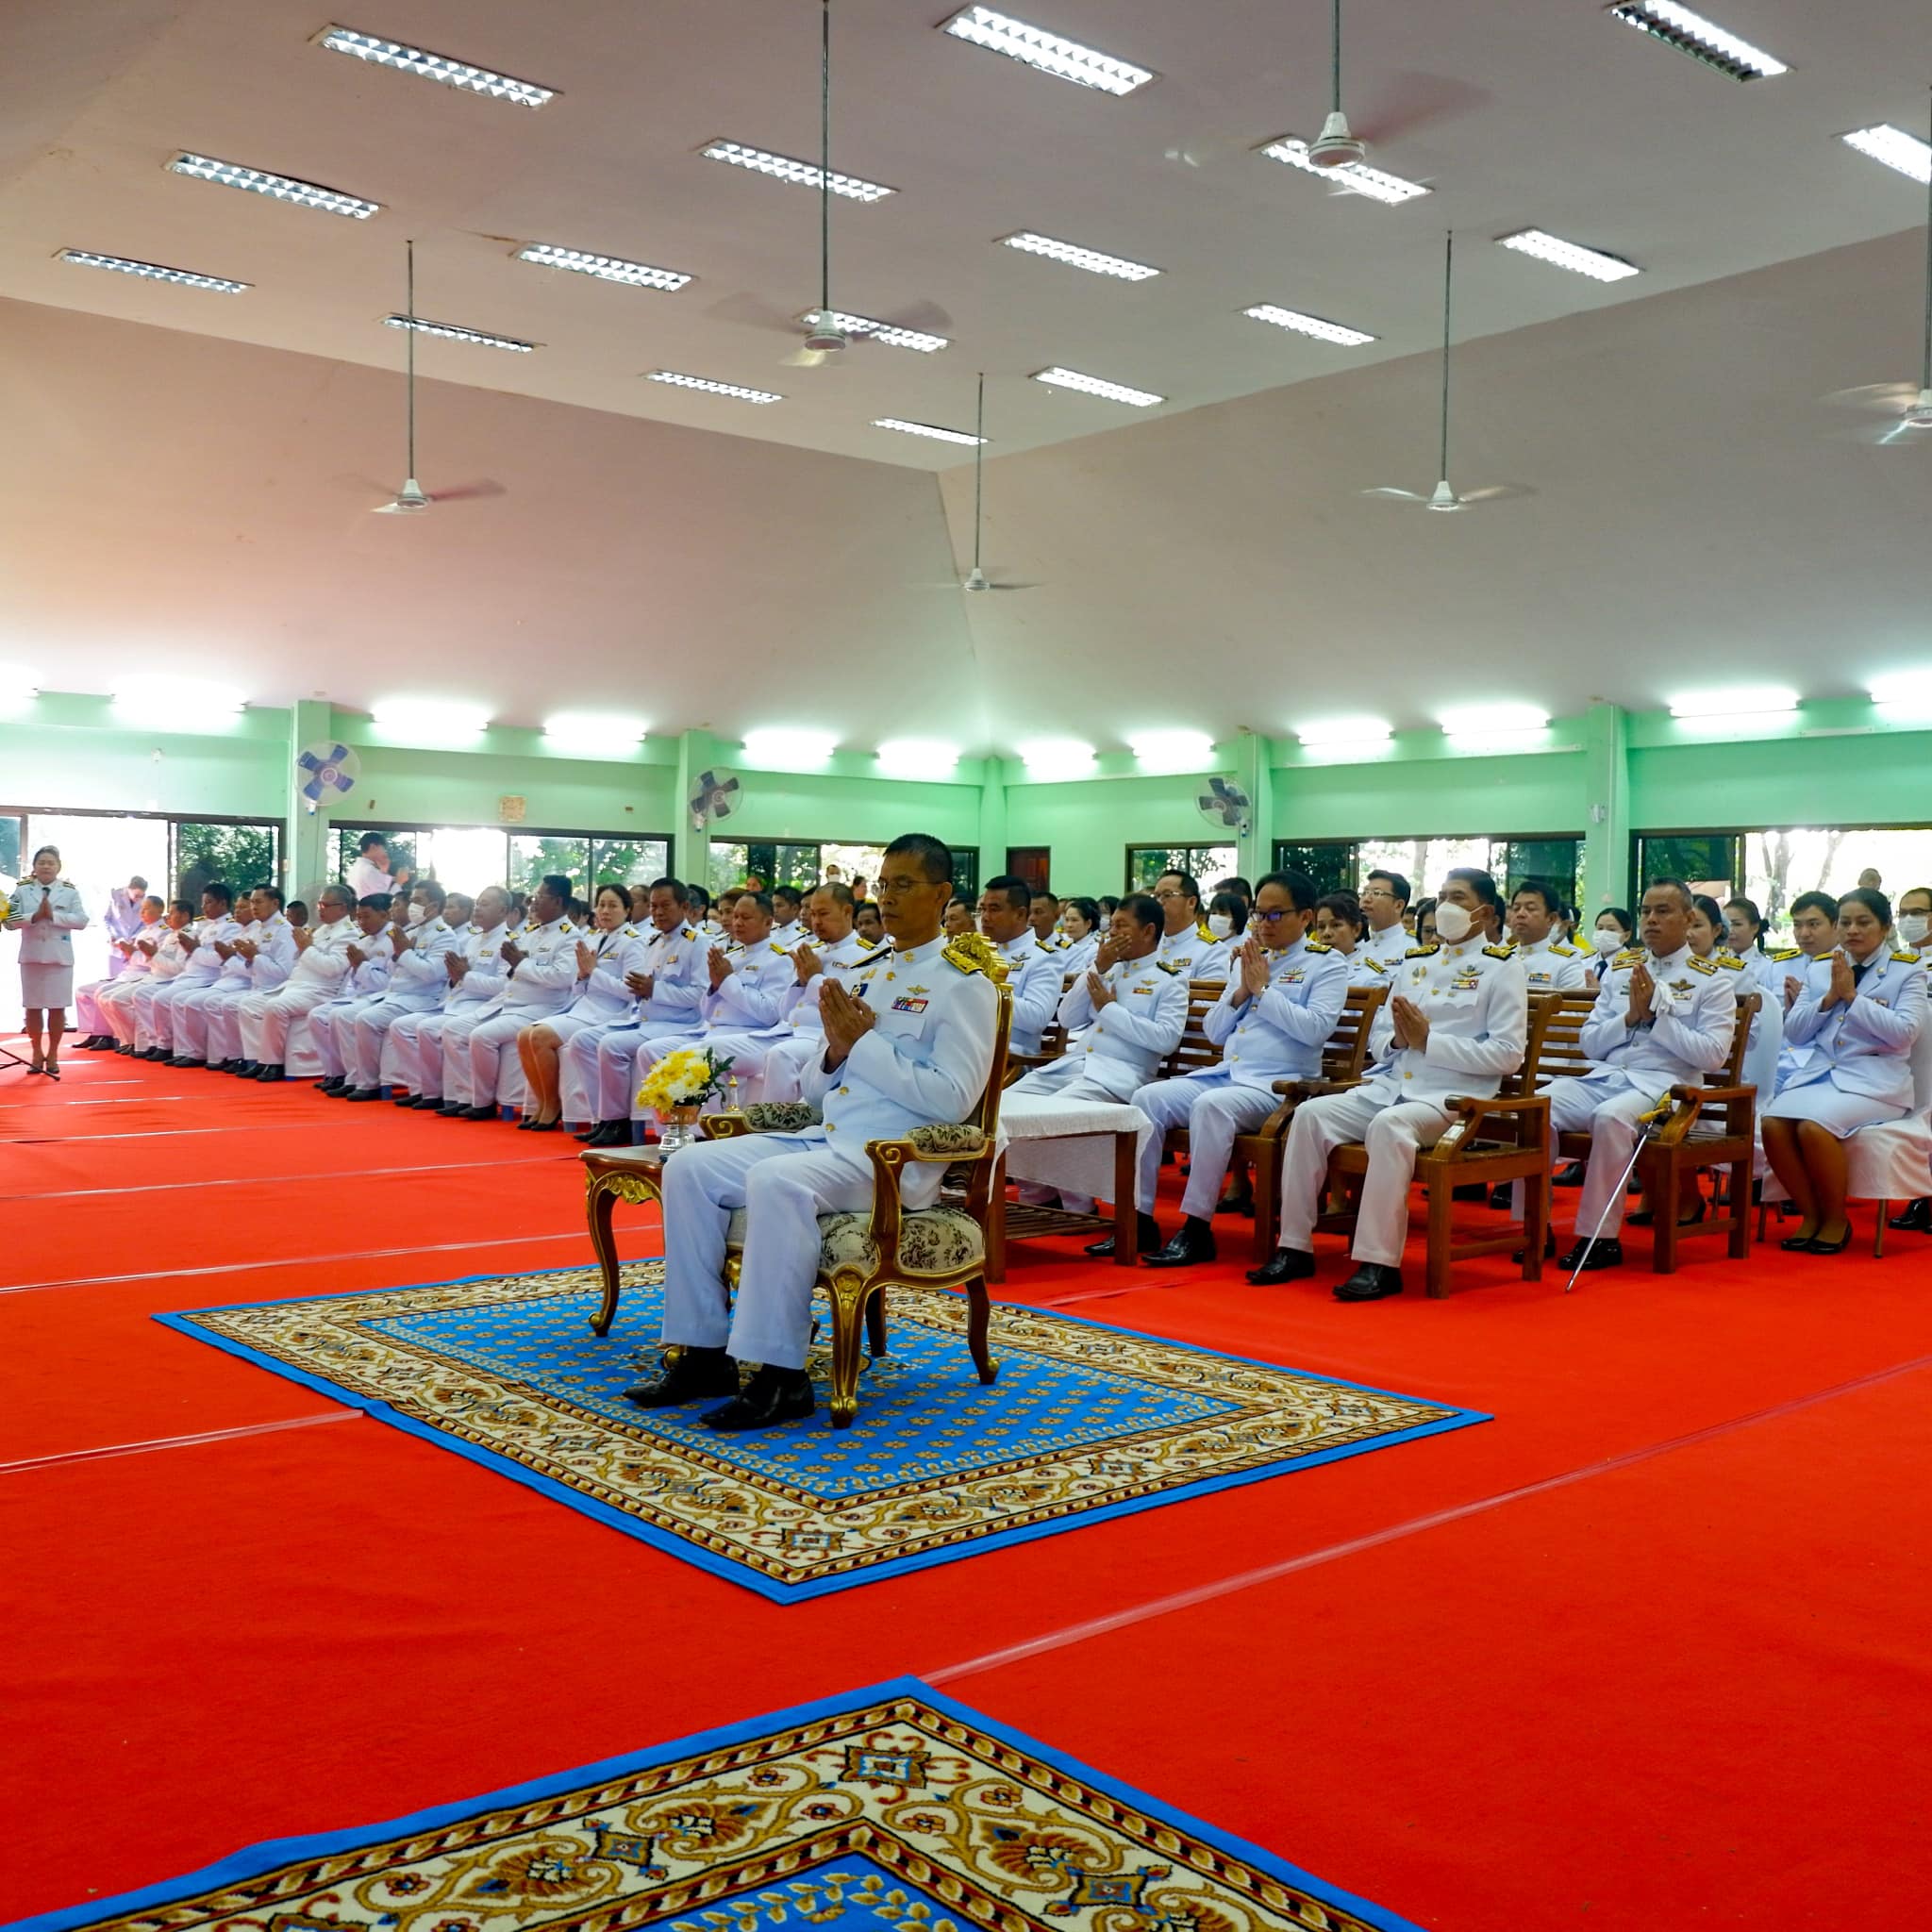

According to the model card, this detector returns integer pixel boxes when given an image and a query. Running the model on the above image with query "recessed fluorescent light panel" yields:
[1669,686,1798,719]
[314,25,555,106]
[1019,738,1097,780]
[1032,366,1164,408]
[647,370,783,404]
[112,675,246,726]
[1868,670,1932,709]
[940,6,1155,94]
[1129,729,1215,773]
[384,315,535,353]
[877,738,961,777]
[516,243,690,291]
[1441,703,1551,739]
[59,249,249,292]
[167,152,379,219]
[744,728,837,765]
[1257,137,1429,205]
[1840,125,1932,185]
[1243,304,1376,346]
[700,141,895,203]
[872,418,986,445]
[1606,2,1787,80]
[999,231,1160,280]
[543,711,646,755]
[1496,229,1641,281]
[796,309,948,352]
[373,696,491,741]
[1296,716,1393,747]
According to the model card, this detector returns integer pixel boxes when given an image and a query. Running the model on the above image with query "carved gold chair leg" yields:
[825,1267,873,1428]
[584,1174,627,1337]
[964,1277,999,1386]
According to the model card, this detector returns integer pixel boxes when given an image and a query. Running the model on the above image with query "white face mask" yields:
[1207,914,1235,940]
[1895,911,1928,944]
[1592,926,1625,956]
[1432,901,1474,943]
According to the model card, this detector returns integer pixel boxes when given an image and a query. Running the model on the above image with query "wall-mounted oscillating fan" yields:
[297,741,361,815]
[689,768,743,831]
[1197,776,1253,833]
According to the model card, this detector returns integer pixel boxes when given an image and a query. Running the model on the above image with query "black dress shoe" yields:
[344,1087,384,1101]
[589,1121,632,1147]
[1778,1231,1817,1252]
[524,1117,561,1132]
[167,1056,202,1069]
[316,1076,345,1093]
[230,1060,259,1077]
[573,1124,600,1141]
[1142,1217,1217,1270]
[1334,1263,1404,1301]
[434,1101,466,1116]
[1085,1211,1161,1258]
[1888,1198,1931,1233]
[115,1042,135,1055]
[1553,1160,1585,1189]
[1512,1232,1558,1263]
[1489,1182,1515,1210]
[1247,1246,1315,1286]
[1451,1182,1488,1203]
[257,1066,285,1083]
[624,1346,742,1408]
[458,1103,497,1121]
[393,1092,421,1106]
[701,1363,816,1431]
[1557,1237,1623,1273]
[1215,1185,1256,1219]
[1805,1226,1852,1255]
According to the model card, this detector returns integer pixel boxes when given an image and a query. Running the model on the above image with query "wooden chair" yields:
[1312,991,1585,1297]
[1556,991,1759,1274]
[580,987,1012,1427]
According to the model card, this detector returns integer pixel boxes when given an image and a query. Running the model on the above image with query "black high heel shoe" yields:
[1804,1226,1852,1256]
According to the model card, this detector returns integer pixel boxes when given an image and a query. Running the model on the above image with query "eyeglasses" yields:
[1253,907,1292,923]
[1152,888,1191,902]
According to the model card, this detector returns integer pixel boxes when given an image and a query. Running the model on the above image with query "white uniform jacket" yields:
[490,916,580,1016]
[1507,935,1590,992]
[444,923,512,1008]
[1360,940,1530,1106]
[1782,948,1927,1108]
[996,931,1068,1056]
[774,931,880,1037]
[1157,923,1230,982]
[1199,936,1350,1091]
[384,916,462,1008]
[701,940,794,1034]
[1053,955,1191,1096]
[4,880,89,963]
[1579,944,1739,1089]
[280,916,358,994]
[175,914,244,989]
[562,924,644,1025]
[635,923,708,1023]
[340,929,396,998]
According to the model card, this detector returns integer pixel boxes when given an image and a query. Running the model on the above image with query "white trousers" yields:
[1278,1082,1455,1268]
[136,976,214,1052]
[659,1133,872,1370]
[461,1009,538,1111]
[587,1022,699,1124]
[308,996,386,1079]
[341,993,438,1091]
[206,991,256,1066]
[75,981,110,1034]
[757,1033,827,1105]
[382,1008,458,1096]
[98,976,148,1045]
[239,985,340,1067]
[1129,1074,1277,1217]
[170,983,249,1058]
[1540,1073,1668,1240]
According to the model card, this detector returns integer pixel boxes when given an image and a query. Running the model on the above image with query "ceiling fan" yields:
[923,375,1041,591]
[371,239,504,513]
[789,0,849,367]
[1308,0,1369,170]
[1364,232,1532,512]
[1824,86,1932,446]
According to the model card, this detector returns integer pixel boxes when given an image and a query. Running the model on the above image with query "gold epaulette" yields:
[856,933,879,949]
[1406,943,1440,958]
[1614,947,1645,967]
[1155,958,1184,975]
[680,925,698,940]
[1551,941,1580,957]
[1895,950,1922,964]
[1687,955,1717,975]
[1715,951,1745,971]
[1305,938,1333,953]
[1482,943,1514,960]
[1768,945,1801,961]
[941,934,995,977]
[1195,922,1214,941]
[558,921,575,933]
[1362,957,1390,975]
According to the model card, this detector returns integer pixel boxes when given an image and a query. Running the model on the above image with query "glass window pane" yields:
[708,841,751,897]
[1126,846,1191,891]
[173,821,280,905]
[589,838,670,890]
[1275,841,1358,896]
[508,836,591,898]
[1744,827,1932,928]
[1191,843,1240,888]
[419,826,508,897]
[1497,839,1582,908]
[774,843,820,888]
[1635,836,1738,902]
[0,814,22,886]
[944,847,978,902]
[1354,837,1429,898]
[821,841,889,895]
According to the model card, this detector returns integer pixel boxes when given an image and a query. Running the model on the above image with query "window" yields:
[329,823,671,901]
[946,847,979,902]
[0,813,20,886]
[1273,842,1358,897]
[1276,836,1583,909]
[172,820,281,903]
[706,841,889,898]
[590,837,672,889]
[1634,826,1932,928]
[1629,835,1740,903]
[1125,844,1240,893]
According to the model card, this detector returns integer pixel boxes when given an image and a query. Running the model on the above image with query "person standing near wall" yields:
[100,875,149,978]
[346,833,410,899]
[6,845,90,1077]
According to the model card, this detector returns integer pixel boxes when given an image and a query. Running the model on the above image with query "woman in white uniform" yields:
[1761,887,1926,1255]
[6,844,90,1077]
[1058,897,1102,977]
[515,883,635,1131]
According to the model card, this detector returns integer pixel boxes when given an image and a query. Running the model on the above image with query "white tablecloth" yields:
[999,1092,1153,1203]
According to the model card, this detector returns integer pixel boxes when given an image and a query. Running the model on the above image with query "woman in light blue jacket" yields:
[1761,888,1926,1255]
[6,844,91,1077]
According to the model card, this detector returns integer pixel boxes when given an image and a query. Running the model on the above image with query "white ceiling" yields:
[3,0,1930,469]
[1,0,1929,752]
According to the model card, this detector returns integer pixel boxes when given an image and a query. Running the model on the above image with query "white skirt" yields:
[21,960,75,1008]
[1762,1076,1909,1140]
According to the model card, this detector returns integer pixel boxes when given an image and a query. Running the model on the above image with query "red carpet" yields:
[4,1041,1929,1928]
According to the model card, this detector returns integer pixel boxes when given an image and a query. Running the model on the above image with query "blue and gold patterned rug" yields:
[158,1263,1485,1601]
[18,1678,1423,1932]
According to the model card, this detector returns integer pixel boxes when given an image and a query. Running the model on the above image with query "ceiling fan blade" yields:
[425,480,506,504]
[371,498,426,516]
[1822,381,1922,413]
[1875,419,1926,446]
[1457,483,1535,504]
[984,581,1043,592]
[783,344,833,368]
[1352,71,1491,142]
[1362,487,1430,502]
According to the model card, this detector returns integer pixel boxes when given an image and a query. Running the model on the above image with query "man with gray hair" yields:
[235,882,360,1081]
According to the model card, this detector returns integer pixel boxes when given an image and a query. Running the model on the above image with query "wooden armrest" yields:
[1669,1082,1754,1106]
[1446,1093,1549,1120]
[866,1135,994,1167]
[1271,1075,1354,1100]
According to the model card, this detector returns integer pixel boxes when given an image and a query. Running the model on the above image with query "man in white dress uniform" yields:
[626,834,997,1431]
[976,875,1065,1058]
[324,881,461,1099]
[385,888,514,1106]
[134,884,241,1058]
[236,883,359,1080]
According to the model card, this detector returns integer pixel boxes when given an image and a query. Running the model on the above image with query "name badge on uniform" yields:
[891,995,929,1014]
[1452,971,1480,991]
[1282,969,1306,984]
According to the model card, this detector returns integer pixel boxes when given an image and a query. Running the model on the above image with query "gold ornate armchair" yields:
[580,986,1012,1427]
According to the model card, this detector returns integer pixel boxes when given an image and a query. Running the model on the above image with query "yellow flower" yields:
[637,1045,735,1114]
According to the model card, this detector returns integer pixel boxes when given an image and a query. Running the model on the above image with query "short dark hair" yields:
[647,876,687,904]
[142,894,165,914]
[739,891,774,918]
[540,874,572,902]
[1032,888,1060,911]
[593,882,630,910]
[1097,895,1120,916]
[883,832,954,886]
[320,884,355,910]
[1444,867,1502,912]
[773,883,804,908]
[1643,876,1697,914]
[683,883,709,911]
[169,897,195,916]
[361,891,392,914]
[1256,868,1318,914]
[1208,889,1248,925]
[813,880,857,910]
[203,881,234,908]
[983,874,1034,909]
[1120,892,1163,936]
[128,874,149,891]
[1157,870,1201,905]
[1509,877,1562,915]
[1066,895,1101,929]
[255,885,285,909]
[1215,875,1254,901]
[1366,869,1411,907]
[1839,886,1892,927]
[1791,890,1840,923]
[1690,893,1726,935]
[30,844,59,866]
[411,880,445,908]
[1315,891,1368,939]
[357,832,388,854]
[1598,906,1633,934]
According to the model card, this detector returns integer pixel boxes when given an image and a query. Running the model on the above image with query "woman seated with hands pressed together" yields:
[1760,887,1927,1256]
[515,882,635,1132]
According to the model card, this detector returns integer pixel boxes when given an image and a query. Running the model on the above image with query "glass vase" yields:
[656,1104,702,1154]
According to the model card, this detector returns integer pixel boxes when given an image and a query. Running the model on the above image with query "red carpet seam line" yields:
[1,1227,655,1295]
[925,1348,1932,1687]
[0,1409,359,1474]
[0,1121,368,1145]
[1,1152,574,1203]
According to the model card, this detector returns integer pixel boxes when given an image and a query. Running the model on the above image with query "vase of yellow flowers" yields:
[636,1046,737,1153]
